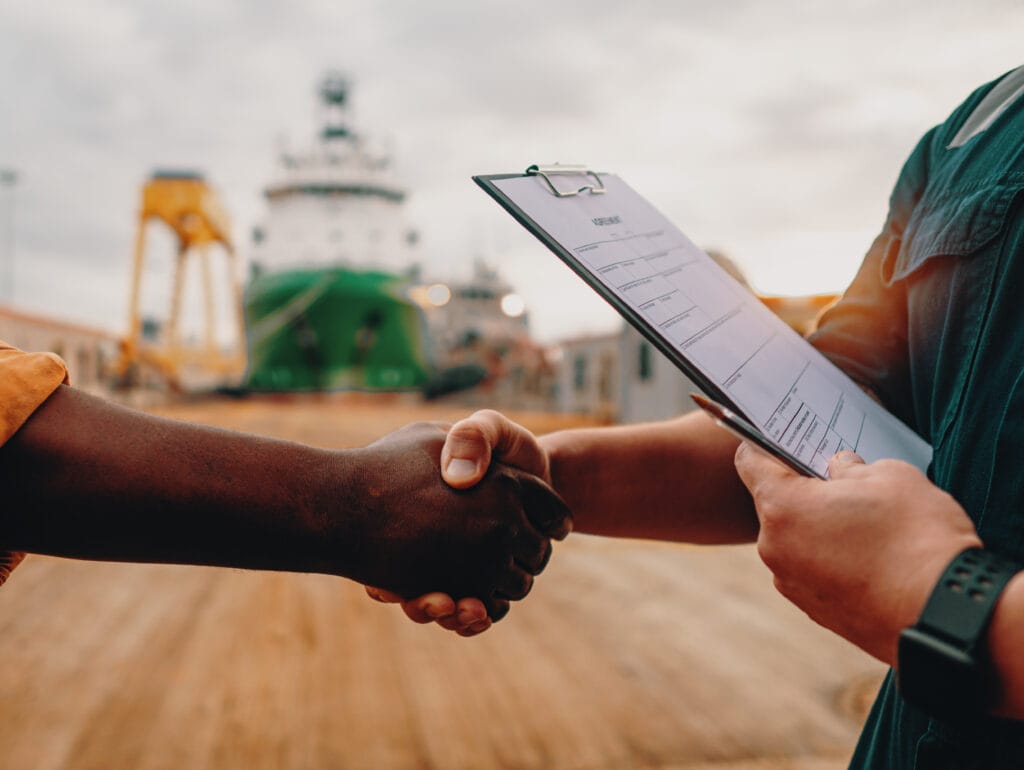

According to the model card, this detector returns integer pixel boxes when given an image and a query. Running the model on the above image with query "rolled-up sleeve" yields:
[0,340,69,586]
[808,220,913,421]
[808,129,935,429]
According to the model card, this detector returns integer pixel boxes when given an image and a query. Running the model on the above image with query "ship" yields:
[244,74,431,391]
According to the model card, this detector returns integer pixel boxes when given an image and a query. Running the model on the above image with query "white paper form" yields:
[491,173,932,476]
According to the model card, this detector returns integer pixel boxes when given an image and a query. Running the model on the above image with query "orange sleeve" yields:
[0,340,70,586]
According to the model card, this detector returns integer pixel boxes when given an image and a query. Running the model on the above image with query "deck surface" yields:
[0,395,885,770]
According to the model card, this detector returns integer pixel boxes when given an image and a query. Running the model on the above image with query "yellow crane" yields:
[117,172,246,390]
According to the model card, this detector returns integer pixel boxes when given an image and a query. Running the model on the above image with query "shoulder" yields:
[888,68,1022,219]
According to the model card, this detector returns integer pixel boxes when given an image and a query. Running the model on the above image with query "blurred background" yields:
[1,1,1021,768]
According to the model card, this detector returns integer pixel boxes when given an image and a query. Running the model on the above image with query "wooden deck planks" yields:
[0,396,885,769]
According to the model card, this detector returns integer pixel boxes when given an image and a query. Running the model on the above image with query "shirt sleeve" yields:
[808,221,914,423]
[0,340,69,586]
[809,69,1006,429]
[808,128,935,429]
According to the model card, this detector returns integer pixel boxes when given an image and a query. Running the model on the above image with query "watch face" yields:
[897,628,985,722]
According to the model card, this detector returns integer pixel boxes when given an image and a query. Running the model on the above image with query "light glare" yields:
[500,293,526,318]
[426,283,451,306]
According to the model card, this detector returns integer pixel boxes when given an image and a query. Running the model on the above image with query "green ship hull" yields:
[244,267,431,391]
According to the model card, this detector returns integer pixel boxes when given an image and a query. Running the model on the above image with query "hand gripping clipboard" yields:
[474,164,932,479]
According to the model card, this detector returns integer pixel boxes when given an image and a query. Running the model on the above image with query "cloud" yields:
[1,0,1023,341]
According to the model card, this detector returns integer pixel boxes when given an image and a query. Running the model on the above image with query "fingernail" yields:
[446,458,477,482]
[833,451,860,464]
[425,601,447,619]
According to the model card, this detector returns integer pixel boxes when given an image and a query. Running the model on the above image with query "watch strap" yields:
[915,547,1020,652]
[897,546,1022,723]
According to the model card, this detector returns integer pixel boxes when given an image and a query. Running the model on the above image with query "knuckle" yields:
[503,571,533,600]
[553,503,574,539]
[520,572,535,597]
[474,408,505,424]
[756,536,780,571]
[521,485,573,539]
[437,616,461,632]
[536,539,554,572]
[463,410,504,443]
[755,497,784,528]
[755,536,771,565]
[877,458,917,478]
[489,599,510,622]
[403,606,433,624]
[547,511,573,540]
[446,422,487,448]
[734,441,748,461]
[492,468,523,497]
[504,428,526,458]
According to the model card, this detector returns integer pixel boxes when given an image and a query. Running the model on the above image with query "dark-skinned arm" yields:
[0,386,570,619]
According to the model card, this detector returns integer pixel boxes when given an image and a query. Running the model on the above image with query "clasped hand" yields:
[364,411,553,636]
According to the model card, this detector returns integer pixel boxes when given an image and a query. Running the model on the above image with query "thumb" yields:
[828,450,866,478]
[441,409,547,489]
[441,418,493,489]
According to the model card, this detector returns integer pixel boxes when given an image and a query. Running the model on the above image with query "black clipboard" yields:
[473,164,747,425]
[474,164,932,478]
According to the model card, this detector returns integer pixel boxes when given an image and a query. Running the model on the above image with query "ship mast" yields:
[319,72,354,143]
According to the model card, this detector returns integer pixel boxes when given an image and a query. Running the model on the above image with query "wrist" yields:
[897,544,1020,722]
[985,568,1024,716]
[301,447,371,579]
[540,430,580,499]
[890,533,984,664]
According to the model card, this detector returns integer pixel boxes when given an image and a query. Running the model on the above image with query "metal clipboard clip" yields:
[526,164,606,197]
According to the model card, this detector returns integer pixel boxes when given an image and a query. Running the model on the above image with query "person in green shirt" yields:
[386,66,1024,766]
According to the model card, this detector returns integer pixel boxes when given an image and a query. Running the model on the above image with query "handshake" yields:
[332,410,571,637]
[0,386,572,620]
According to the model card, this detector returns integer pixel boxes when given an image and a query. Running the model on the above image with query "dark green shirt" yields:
[810,68,1024,769]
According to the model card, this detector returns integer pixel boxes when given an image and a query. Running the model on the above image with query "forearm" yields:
[541,410,757,543]
[0,386,343,574]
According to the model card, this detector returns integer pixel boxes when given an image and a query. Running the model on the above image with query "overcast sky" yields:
[2,0,1023,343]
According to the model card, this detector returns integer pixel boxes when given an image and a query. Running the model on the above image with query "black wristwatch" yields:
[897,547,1021,723]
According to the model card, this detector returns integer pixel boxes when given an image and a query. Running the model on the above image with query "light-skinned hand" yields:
[733,443,982,664]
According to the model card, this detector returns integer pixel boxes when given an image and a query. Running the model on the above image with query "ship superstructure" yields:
[244,74,429,391]
[251,74,418,277]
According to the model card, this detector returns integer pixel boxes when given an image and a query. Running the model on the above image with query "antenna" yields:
[319,71,354,142]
